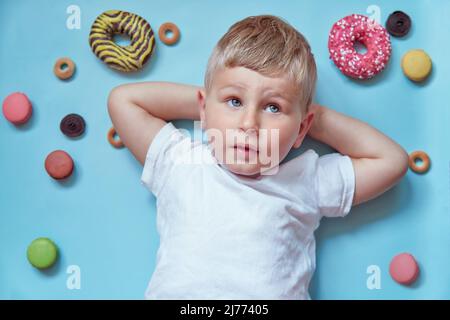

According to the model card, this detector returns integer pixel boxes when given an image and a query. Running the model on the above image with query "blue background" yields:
[1,0,449,299]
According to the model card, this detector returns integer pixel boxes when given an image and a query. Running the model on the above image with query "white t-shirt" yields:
[140,122,355,300]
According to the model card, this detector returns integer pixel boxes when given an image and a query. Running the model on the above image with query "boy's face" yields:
[198,66,314,178]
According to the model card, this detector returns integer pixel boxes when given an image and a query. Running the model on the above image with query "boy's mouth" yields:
[233,143,259,153]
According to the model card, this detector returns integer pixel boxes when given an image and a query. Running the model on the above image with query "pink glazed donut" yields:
[328,14,392,79]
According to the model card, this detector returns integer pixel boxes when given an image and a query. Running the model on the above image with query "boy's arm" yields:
[107,82,201,165]
[307,104,409,207]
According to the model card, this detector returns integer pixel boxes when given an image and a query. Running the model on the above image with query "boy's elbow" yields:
[107,85,128,111]
[381,148,409,184]
[394,148,409,179]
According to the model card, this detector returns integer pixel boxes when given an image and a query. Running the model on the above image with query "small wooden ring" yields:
[158,22,180,45]
[108,127,124,148]
[54,57,75,80]
[409,150,430,173]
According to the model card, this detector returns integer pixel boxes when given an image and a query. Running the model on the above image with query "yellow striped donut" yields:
[89,10,155,72]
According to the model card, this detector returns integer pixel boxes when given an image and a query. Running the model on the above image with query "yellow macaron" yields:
[401,49,432,82]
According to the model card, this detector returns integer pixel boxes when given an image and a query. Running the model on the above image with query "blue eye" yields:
[227,98,242,108]
[265,104,280,113]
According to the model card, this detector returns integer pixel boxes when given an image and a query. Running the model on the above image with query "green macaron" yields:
[27,237,58,269]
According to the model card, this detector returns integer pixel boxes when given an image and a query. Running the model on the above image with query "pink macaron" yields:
[389,253,420,285]
[2,92,33,125]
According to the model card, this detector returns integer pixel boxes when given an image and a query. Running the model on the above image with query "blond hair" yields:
[205,15,317,114]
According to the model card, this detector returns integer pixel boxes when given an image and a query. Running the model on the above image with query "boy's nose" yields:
[239,108,259,135]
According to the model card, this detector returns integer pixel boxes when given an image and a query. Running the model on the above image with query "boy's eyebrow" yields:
[263,90,293,104]
[218,84,293,104]
[218,83,247,92]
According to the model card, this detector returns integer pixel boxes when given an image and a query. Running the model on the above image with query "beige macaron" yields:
[401,49,432,82]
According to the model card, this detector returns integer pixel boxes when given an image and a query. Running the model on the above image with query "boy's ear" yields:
[197,89,207,129]
[293,110,315,149]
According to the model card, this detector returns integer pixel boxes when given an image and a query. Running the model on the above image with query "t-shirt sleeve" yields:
[140,122,189,197]
[315,152,355,218]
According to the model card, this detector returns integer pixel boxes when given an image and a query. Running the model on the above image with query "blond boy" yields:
[108,15,408,299]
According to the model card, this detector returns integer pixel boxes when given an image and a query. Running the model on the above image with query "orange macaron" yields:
[45,150,74,180]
